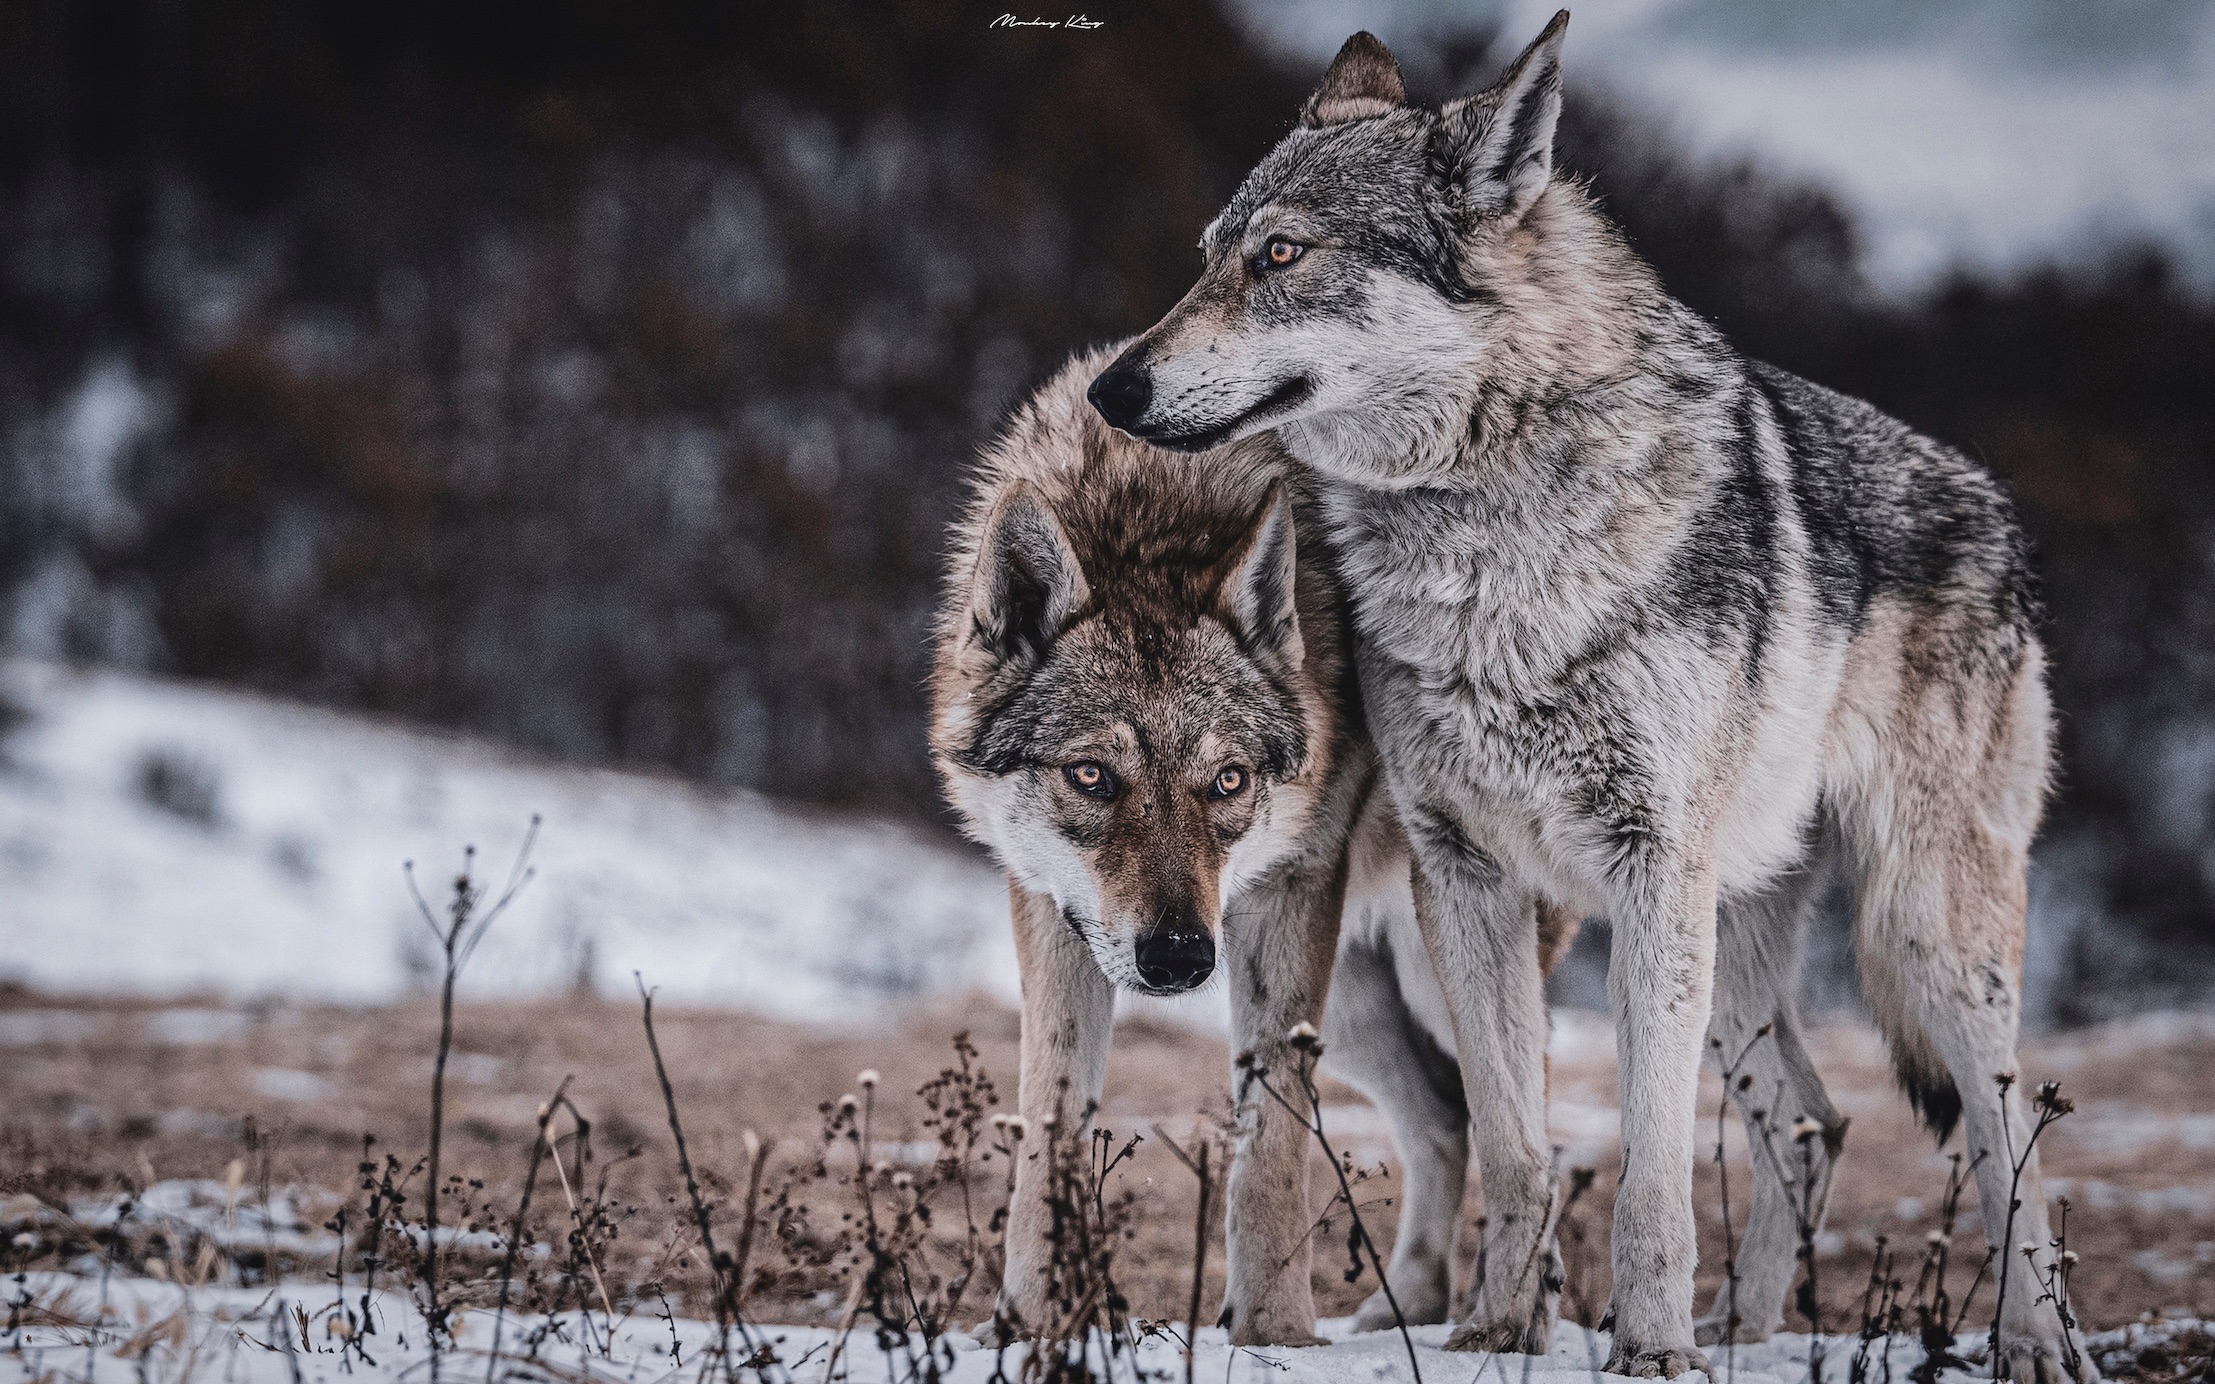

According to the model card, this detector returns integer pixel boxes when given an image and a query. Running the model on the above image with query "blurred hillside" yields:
[1,1,2211,1014]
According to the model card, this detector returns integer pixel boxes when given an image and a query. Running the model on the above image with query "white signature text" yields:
[990,14,1105,30]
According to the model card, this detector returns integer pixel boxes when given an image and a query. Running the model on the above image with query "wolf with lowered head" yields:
[932,349,1587,1346]
[1089,15,2086,1382]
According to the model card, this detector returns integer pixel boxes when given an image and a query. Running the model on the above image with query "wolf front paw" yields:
[1351,1291,1405,1334]
[1350,1270,1452,1332]
[1220,1294,1325,1348]
[1352,1291,1447,1334]
[1693,1309,1770,1347]
[1995,1332,2099,1384]
[1603,1340,1711,1379]
[968,1315,1024,1349]
[1443,1317,1550,1355]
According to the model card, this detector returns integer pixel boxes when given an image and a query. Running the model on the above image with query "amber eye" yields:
[1259,238,1304,271]
[1210,766,1249,799]
[1065,761,1117,799]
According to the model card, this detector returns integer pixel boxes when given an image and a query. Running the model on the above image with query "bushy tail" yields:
[1856,945,1963,1144]
[1890,1037,1963,1145]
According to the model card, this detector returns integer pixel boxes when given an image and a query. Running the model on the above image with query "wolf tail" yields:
[1884,1021,1965,1145]
[1853,936,1965,1144]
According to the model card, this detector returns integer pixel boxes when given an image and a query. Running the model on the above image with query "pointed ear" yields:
[1434,9,1568,223]
[967,482,1089,667]
[1216,484,1304,671]
[1301,31,1405,127]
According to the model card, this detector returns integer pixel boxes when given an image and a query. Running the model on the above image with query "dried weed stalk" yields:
[1243,1023,1423,1384]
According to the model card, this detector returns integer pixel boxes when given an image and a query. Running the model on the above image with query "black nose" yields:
[1134,921,1214,992]
[1088,363,1153,430]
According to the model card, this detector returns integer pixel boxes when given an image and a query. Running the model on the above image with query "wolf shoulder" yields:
[1746,359,2039,632]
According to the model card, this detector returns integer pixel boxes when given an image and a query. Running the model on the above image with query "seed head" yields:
[858,1069,880,1091]
[838,1093,859,1115]
[1286,1022,1321,1051]
[1790,1116,1823,1143]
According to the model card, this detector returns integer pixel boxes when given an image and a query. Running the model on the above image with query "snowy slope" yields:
[0,659,1016,1016]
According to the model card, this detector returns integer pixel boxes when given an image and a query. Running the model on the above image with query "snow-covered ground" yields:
[0,659,1018,1018]
[11,1272,2180,1384]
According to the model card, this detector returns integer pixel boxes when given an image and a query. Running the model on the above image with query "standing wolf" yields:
[931,351,1583,1345]
[1088,15,2085,1381]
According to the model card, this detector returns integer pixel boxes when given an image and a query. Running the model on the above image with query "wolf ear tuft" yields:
[968,482,1089,667]
[1301,31,1406,127]
[1217,483,1304,672]
[1434,9,1568,223]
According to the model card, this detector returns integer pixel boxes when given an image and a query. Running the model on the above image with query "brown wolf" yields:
[1088,15,2085,1382]
[930,348,1578,1344]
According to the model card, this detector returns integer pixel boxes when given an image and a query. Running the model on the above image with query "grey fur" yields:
[1093,16,2088,1382]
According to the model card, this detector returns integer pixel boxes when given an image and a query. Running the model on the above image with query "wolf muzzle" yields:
[1089,349,1315,454]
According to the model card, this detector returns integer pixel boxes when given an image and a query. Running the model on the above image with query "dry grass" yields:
[4,986,2212,1346]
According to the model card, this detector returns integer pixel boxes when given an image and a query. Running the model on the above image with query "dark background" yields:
[2,0,2210,1015]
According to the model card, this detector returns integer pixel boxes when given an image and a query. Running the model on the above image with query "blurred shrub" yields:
[134,745,224,828]
[0,0,1311,811]
[0,1,2210,1005]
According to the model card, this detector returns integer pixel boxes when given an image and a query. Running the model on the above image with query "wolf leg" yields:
[993,878,1116,1341]
[1603,864,1718,1379]
[1220,852,1347,1346]
[1397,814,1557,1356]
[1697,848,1844,1347]
[1321,918,1467,1331]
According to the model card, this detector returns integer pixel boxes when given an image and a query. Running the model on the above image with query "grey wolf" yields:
[930,350,1579,1344]
[1089,17,2085,1381]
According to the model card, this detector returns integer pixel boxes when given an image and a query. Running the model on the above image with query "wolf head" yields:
[1091,12,1628,487]
[932,361,1335,995]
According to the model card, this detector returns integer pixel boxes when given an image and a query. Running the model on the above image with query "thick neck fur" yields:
[1286,181,1728,494]
[1290,182,1753,698]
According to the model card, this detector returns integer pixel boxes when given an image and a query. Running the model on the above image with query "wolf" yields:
[1087,15,2087,1382]
[930,350,1582,1345]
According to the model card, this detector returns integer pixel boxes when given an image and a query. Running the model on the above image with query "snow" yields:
[0,659,1017,1018]
[7,1271,2141,1384]
[63,1183,342,1262]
